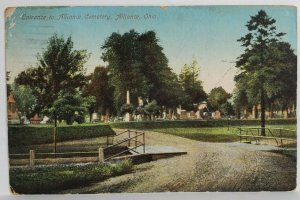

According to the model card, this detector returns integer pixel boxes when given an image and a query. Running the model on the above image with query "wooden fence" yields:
[9,130,146,167]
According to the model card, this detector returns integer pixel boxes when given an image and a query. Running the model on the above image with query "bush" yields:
[8,124,115,148]
[10,160,133,194]
[74,114,85,124]
[120,103,135,115]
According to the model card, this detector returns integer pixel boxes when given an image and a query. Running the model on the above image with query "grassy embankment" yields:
[10,160,133,194]
[152,124,297,143]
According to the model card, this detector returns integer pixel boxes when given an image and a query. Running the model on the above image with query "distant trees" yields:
[179,58,207,111]
[11,84,37,120]
[15,34,89,125]
[208,87,232,115]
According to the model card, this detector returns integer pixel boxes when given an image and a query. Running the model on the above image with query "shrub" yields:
[74,114,85,124]
[120,103,135,115]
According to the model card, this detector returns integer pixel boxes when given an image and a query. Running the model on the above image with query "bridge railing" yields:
[104,130,145,161]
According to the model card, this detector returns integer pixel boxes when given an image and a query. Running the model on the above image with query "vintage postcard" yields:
[4,5,297,194]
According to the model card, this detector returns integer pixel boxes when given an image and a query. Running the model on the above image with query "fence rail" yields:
[237,127,296,146]
[9,129,146,167]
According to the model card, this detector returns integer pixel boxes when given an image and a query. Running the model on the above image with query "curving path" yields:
[59,130,296,193]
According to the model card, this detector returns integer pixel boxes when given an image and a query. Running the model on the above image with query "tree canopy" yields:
[15,34,89,125]
[208,87,232,112]
[101,29,181,112]
[11,84,37,119]
[236,10,287,132]
[84,66,115,116]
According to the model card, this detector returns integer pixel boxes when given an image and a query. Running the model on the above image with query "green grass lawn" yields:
[152,124,297,143]
[10,160,133,194]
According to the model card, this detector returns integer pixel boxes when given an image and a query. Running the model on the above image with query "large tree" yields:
[236,10,286,135]
[101,30,149,111]
[264,42,297,114]
[179,58,207,110]
[84,66,115,118]
[101,30,181,113]
[15,34,89,126]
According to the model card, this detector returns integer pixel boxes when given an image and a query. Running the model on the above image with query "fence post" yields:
[53,127,57,158]
[29,150,35,167]
[98,147,104,163]
[128,130,131,147]
[135,130,137,149]
[143,132,145,153]
[280,129,283,146]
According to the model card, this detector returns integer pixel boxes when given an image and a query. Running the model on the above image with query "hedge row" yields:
[8,118,296,147]
[8,124,115,147]
[109,118,297,129]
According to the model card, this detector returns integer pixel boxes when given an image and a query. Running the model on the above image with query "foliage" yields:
[120,103,135,115]
[236,10,287,131]
[82,95,96,123]
[11,84,37,119]
[101,30,181,111]
[15,34,89,123]
[10,160,133,194]
[219,101,235,116]
[144,100,160,120]
[179,58,207,110]
[84,66,115,116]
[263,42,297,110]
[232,84,252,119]
[8,124,115,148]
[7,84,12,97]
[134,106,146,116]
[43,90,87,125]
[208,87,232,111]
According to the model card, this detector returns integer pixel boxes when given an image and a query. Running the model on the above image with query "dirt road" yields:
[59,130,296,193]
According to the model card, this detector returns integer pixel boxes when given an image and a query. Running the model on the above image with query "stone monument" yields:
[7,94,20,124]
[124,90,131,122]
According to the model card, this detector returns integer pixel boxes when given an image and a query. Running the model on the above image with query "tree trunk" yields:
[260,78,266,136]
[269,102,273,119]
[237,109,241,119]
[254,105,258,119]
[54,116,57,157]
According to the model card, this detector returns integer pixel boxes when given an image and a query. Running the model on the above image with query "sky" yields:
[5,6,297,93]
